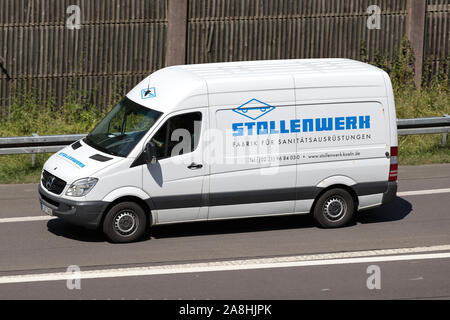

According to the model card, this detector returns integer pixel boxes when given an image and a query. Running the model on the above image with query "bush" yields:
[0,85,107,137]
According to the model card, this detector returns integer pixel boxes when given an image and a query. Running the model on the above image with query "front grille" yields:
[40,192,59,208]
[42,170,67,195]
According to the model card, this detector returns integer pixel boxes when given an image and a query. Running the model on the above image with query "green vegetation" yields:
[0,87,107,136]
[0,39,449,184]
[0,87,109,184]
[0,154,51,184]
[395,82,449,165]
[361,37,449,166]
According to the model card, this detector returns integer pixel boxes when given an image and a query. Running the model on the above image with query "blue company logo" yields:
[232,116,371,136]
[58,152,86,168]
[141,87,156,99]
[233,99,276,120]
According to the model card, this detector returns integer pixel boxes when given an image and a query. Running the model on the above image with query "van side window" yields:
[151,112,202,159]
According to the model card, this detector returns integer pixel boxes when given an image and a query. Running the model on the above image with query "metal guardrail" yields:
[0,134,86,155]
[0,115,448,158]
[397,114,450,135]
[397,114,449,146]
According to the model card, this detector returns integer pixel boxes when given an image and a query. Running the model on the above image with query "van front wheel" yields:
[102,202,147,243]
[313,188,354,228]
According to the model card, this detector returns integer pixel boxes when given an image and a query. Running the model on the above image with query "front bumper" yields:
[382,181,398,204]
[38,184,109,229]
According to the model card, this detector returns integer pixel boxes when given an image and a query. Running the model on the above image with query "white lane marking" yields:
[0,216,56,223]
[1,245,450,284]
[398,188,450,197]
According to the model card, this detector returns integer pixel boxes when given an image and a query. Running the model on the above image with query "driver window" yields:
[151,112,202,160]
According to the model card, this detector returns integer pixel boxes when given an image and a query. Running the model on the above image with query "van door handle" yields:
[188,163,203,170]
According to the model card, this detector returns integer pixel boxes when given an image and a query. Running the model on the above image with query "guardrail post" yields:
[443,115,450,147]
[31,133,38,167]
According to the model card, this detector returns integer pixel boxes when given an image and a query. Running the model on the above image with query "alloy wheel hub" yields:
[323,197,346,221]
[114,211,137,235]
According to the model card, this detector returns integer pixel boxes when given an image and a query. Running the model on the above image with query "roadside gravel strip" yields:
[0,244,450,284]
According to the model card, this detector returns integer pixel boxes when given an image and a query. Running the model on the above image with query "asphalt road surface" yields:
[0,164,449,300]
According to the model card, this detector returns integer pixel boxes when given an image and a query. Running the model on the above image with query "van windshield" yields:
[84,97,163,157]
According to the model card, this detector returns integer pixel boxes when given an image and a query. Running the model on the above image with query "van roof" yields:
[127,59,388,113]
[179,58,381,81]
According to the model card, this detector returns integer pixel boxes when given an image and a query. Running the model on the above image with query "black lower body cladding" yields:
[147,181,393,210]
[38,184,108,229]
[382,181,398,204]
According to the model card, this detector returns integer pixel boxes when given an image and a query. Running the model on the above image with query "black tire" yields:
[102,202,147,243]
[313,188,355,228]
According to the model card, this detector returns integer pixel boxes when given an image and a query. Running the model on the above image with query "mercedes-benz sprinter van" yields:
[39,59,398,243]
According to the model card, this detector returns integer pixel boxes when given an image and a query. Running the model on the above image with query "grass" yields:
[395,84,449,165]
[0,154,51,184]
[361,37,450,165]
[0,88,109,184]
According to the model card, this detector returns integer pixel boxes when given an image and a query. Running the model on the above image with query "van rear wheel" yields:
[313,188,354,228]
[102,202,147,243]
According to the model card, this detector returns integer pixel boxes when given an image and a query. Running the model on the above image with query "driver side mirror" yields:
[145,142,158,164]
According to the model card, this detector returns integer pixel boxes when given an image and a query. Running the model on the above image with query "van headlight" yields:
[66,178,98,197]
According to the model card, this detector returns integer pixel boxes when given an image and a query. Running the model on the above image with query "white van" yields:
[39,59,398,243]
